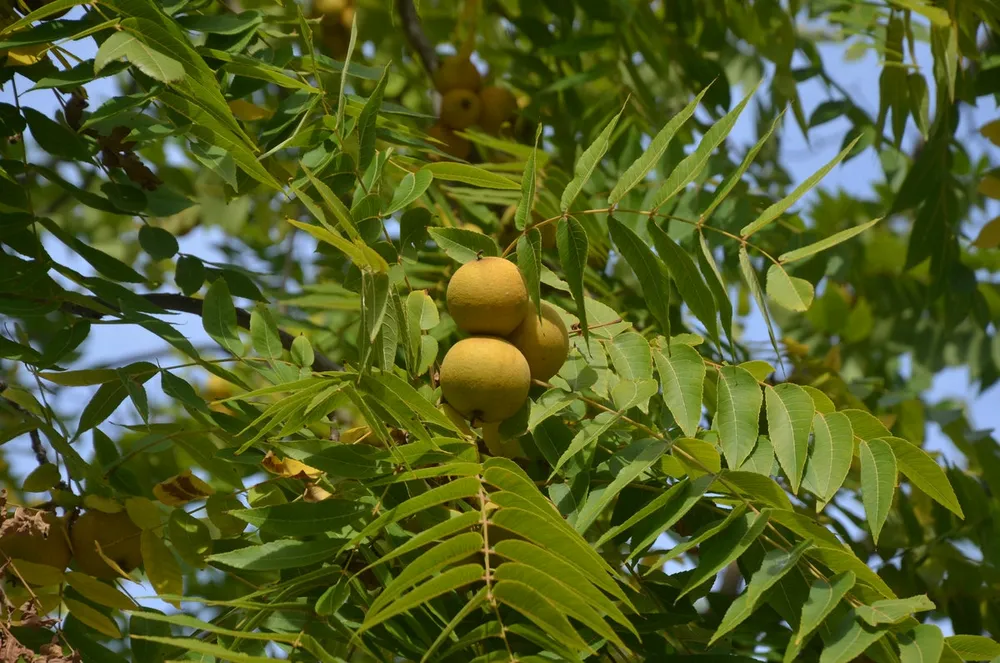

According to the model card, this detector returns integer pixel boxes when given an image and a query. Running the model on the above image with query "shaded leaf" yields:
[716,366,763,468]
[859,439,897,545]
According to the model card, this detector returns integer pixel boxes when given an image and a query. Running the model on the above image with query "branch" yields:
[50,292,342,373]
[396,0,438,74]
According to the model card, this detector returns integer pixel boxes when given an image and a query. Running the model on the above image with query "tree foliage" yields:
[2,0,1000,661]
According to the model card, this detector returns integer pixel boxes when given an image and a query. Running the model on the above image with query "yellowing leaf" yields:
[141,530,183,608]
[5,43,48,67]
[228,99,274,121]
[261,450,323,479]
[64,598,122,638]
[65,571,137,610]
[83,495,125,513]
[153,469,216,506]
[978,175,1000,200]
[8,559,64,586]
[980,119,1000,147]
[972,216,1000,250]
[125,497,162,530]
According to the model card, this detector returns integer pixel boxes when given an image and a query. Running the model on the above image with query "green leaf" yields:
[610,87,707,204]
[366,511,480,573]
[39,218,145,283]
[494,562,626,648]
[778,218,882,263]
[946,636,1000,661]
[741,136,861,238]
[790,572,857,655]
[738,246,782,365]
[493,539,634,633]
[518,230,543,316]
[228,500,365,536]
[738,436,775,476]
[141,530,183,605]
[653,344,705,437]
[360,372,460,433]
[697,233,735,352]
[606,332,653,380]
[678,510,769,601]
[385,169,432,215]
[287,218,387,272]
[856,595,935,626]
[357,64,389,171]
[206,539,335,570]
[369,532,484,616]
[168,509,212,568]
[22,463,61,492]
[126,636,272,663]
[22,108,92,162]
[883,437,964,518]
[360,564,484,634]
[702,111,785,222]
[765,383,814,493]
[515,125,542,231]
[609,217,671,335]
[711,539,811,644]
[175,255,205,295]
[494,580,592,654]
[78,372,154,434]
[718,470,792,510]
[766,263,814,311]
[157,89,280,191]
[611,377,658,412]
[859,439,897,545]
[203,278,243,356]
[137,226,178,260]
[649,223,719,344]
[561,104,625,211]
[290,335,314,368]
[95,30,184,82]
[575,439,668,534]
[427,227,500,263]
[423,162,519,189]
[300,164,359,239]
[607,474,711,555]
[803,412,854,505]
[249,305,282,360]
[335,11,358,135]
[843,409,892,440]
[899,625,945,663]
[558,216,591,346]
[1,0,84,30]
[649,86,755,211]
[819,609,890,663]
[64,598,121,639]
[716,366,763,469]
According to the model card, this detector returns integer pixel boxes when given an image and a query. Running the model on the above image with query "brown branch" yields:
[396,0,438,74]
[46,292,342,373]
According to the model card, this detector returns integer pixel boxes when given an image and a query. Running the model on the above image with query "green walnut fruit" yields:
[447,257,528,336]
[440,89,481,130]
[428,122,472,160]
[478,85,518,135]
[508,302,570,381]
[481,422,527,459]
[440,337,530,423]
[0,511,72,570]
[70,510,143,579]
[434,55,481,94]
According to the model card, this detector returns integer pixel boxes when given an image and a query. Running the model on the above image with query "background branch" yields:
[396,0,438,74]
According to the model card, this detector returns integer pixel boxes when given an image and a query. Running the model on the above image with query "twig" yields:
[396,0,438,74]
